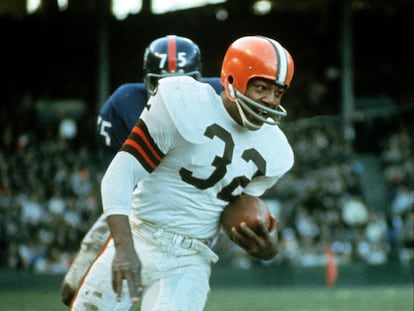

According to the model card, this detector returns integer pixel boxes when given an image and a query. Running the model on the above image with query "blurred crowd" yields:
[1,100,413,274]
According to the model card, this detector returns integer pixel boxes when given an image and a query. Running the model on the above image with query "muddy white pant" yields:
[70,218,219,311]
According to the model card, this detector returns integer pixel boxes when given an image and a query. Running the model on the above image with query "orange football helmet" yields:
[221,36,294,129]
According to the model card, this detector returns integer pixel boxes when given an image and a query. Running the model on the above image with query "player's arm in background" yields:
[97,114,118,167]
[97,83,148,167]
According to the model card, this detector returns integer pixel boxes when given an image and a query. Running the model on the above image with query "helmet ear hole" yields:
[228,75,233,84]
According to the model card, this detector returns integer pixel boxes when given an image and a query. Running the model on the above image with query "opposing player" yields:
[60,35,222,306]
[70,35,295,311]
[98,35,222,166]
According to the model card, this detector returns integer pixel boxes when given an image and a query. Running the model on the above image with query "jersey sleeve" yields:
[97,83,148,167]
[242,175,281,197]
[101,151,148,216]
[97,96,121,166]
[119,90,181,168]
[109,81,188,176]
[101,87,184,216]
[244,128,294,197]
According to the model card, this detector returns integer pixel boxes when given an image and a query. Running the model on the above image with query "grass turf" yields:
[0,286,412,311]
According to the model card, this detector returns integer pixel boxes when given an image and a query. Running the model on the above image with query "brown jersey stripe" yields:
[131,125,163,162]
[122,138,158,171]
[120,120,165,172]
[120,144,153,172]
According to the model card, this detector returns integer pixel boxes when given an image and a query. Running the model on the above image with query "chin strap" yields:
[234,98,261,130]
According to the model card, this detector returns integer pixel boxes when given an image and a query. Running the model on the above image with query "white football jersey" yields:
[103,76,294,240]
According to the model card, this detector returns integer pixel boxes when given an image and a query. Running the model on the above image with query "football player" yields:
[60,35,222,306]
[70,35,295,311]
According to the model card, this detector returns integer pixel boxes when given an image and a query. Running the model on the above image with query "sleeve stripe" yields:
[131,126,163,162]
[123,138,158,170]
[120,120,165,172]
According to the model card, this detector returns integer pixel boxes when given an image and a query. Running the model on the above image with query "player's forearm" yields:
[107,215,135,249]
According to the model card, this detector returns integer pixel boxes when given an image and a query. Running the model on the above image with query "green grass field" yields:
[0,286,412,311]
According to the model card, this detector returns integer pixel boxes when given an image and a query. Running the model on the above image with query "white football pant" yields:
[63,214,110,292]
[70,218,219,311]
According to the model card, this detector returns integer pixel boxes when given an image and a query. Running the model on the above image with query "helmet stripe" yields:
[266,38,289,86]
[167,35,177,73]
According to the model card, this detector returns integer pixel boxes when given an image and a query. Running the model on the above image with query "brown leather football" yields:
[220,194,272,237]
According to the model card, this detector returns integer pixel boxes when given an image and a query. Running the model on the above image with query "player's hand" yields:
[107,215,143,303]
[231,214,278,260]
[112,245,143,303]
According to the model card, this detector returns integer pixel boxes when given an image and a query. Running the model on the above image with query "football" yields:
[220,194,272,237]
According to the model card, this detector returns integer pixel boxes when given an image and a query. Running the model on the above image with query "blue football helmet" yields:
[143,35,202,95]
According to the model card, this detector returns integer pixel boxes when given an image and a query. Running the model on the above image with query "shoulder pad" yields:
[157,76,221,144]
